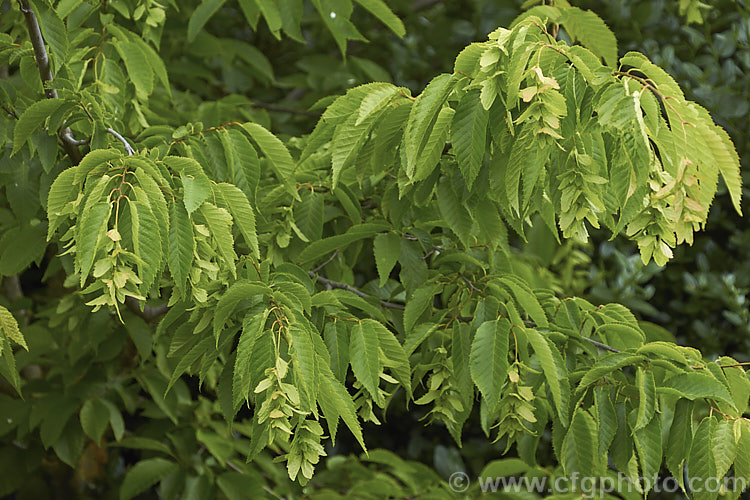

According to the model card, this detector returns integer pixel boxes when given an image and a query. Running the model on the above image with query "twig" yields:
[310,250,339,274]
[308,272,405,310]
[251,101,320,117]
[585,337,620,353]
[107,128,135,155]
[18,0,82,164]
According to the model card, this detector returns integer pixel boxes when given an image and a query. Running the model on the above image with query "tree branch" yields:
[107,128,135,155]
[308,272,405,310]
[18,0,82,164]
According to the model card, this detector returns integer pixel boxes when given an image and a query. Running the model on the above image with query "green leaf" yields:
[560,6,618,67]
[0,223,47,276]
[12,99,67,155]
[404,73,456,175]
[166,336,214,395]
[561,408,598,477]
[119,458,179,500]
[373,233,401,287]
[233,310,270,412]
[350,320,382,406]
[634,367,655,430]
[526,328,569,425]
[633,414,661,492]
[318,373,366,451]
[80,398,111,444]
[200,202,237,277]
[666,398,693,490]
[687,416,718,500]
[254,0,283,37]
[78,203,112,287]
[451,88,488,188]
[365,319,411,397]
[216,182,259,259]
[129,200,163,294]
[412,106,453,182]
[293,190,324,242]
[289,323,319,412]
[0,306,26,350]
[497,276,549,328]
[352,0,405,37]
[403,283,439,334]
[659,372,737,410]
[75,149,123,184]
[323,321,350,381]
[39,6,69,65]
[470,319,510,411]
[167,201,194,296]
[241,122,295,180]
[187,0,227,42]
[298,222,388,266]
[181,172,211,214]
[114,41,154,96]
[712,419,738,480]
[356,84,399,126]
[46,168,79,240]
[213,281,270,341]
[437,175,472,246]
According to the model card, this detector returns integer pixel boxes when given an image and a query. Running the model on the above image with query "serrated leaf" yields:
[181,172,211,214]
[687,416,718,500]
[497,276,549,328]
[404,73,456,174]
[167,201,194,295]
[437,176,472,246]
[350,320,382,406]
[560,6,618,67]
[470,319,510,411]
[412,106,453,182]
[318,373,366,451]
[75,149,123,184]
[233,310,270,412]
[241,122,295,180]
[289,323,318,412]
[129,200,162,294]
[12,99,67,155]
[526,328,569,425]
[659,372,736,410]
[187,0,227,42]
[451,88,488,188]
[634,367,655,430]
[213,281,271,341]
[298,222,388,265]
[562,408,597,477]
[0,306,27,350]
[215,183,259,259]
[403,283,439,334]
[166,336,213,395]
[365,319,411,397]
[78,203,112,287]
[200,202,237,277]
[373,233,401,287]
[356,84,399,126]
[633,413,661,492]
[119,458,179,500]
[114,41,154,96]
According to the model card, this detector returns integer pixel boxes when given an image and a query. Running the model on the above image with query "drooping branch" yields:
[107,128,135,155]
[17,0,82,164]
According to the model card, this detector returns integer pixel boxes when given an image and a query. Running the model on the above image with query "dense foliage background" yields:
[1,0,748,498]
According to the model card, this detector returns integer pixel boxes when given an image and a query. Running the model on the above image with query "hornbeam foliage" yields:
[0,0,748,498]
